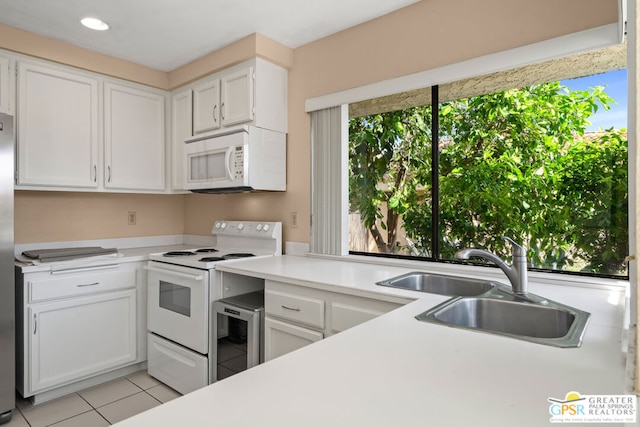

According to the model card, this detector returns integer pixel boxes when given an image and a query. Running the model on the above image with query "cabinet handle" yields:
[77,282,99,288]
[107,166,111,183]
[281,305,301,312]
[213,104,218,122]
[33,314,37,335]
[94,165,97,182]
[221,102,225,120]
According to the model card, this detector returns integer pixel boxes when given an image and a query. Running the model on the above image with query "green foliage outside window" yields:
[349,81,628,276]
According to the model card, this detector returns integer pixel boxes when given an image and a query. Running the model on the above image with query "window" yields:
[348,49,628,278]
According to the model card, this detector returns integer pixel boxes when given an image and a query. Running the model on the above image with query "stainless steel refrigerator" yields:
[0,113,14,424]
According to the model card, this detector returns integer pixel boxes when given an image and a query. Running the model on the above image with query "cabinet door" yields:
[17,62,99,188]
[28,289,136,393]
[221,67,254,127]
[193,79,220,134]
[329,299,401,335]
[264,317,323,362]
[104,83,165,191]
[0,55,9,114]
[171,89,192,190]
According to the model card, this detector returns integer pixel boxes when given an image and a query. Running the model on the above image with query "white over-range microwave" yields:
[183,125,286,193]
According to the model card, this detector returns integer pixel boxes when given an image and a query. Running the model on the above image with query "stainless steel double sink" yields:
[377,272,590,348]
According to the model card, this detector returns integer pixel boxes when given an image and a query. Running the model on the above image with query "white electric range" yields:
[146,220,281,394]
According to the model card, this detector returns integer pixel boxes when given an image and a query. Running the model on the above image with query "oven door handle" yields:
[144,265,204,281]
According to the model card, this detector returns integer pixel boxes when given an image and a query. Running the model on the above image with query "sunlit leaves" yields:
[349,81,628,275]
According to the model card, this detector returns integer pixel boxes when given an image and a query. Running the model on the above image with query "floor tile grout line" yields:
[91,390,149,410]
[144,390,164,405]
[15,405,33,427]
[96,409,113,426]
[43,407,95,427]
[124,377,153,392]
[16,371,171,427]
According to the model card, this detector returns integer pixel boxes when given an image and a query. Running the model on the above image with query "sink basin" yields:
[415,288,590,348]
[376,272,494,297]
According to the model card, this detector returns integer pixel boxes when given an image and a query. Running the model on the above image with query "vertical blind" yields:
[310,105,348,255]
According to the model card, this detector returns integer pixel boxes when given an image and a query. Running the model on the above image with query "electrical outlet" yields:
[291,212,298,228]
[128,211,137,225]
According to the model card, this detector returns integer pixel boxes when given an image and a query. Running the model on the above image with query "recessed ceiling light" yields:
[81,17,109,31]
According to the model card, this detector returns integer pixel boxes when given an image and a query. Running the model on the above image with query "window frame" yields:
[307,22,632,288]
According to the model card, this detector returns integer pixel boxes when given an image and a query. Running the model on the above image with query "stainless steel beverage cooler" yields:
[212,291,264,382]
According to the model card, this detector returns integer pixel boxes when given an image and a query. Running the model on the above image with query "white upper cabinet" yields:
[12,53,286,193]
[193,67,255,133]
[104,82,166,191]
[0,54,10,114]
[171,89,192,190]
[220,67,254,127]
[193,79,220,134]
[173,57,287,190]
[16,61,99,188]
[188,57,287,137]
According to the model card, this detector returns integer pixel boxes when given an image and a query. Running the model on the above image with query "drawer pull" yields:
[282,305,301,312]
[77,282,99,288]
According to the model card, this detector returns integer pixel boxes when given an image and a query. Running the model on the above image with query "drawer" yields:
[148,333,208,395]
[29,268,136,303]
[265,289,325,329]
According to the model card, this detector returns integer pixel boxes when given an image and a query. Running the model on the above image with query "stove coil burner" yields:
[163,251,195,257]
[199,257,226,262]
[195,248,219,253]
[223,253,256,259]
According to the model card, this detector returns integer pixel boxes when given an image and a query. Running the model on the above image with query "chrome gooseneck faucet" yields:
[455,237,547,304]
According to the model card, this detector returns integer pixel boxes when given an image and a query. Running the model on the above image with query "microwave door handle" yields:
[225,147,235,181]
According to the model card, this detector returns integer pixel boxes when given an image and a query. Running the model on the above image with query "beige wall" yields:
[167,33,294,89]
[15,191,185,244]
[0,23,168,89]
[8,0,618,246]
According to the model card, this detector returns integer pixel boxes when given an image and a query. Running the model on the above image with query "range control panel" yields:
[213,220,282,237]
[233,146,244,179]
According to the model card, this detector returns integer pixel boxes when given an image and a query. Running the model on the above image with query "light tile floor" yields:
[6,371,181,427]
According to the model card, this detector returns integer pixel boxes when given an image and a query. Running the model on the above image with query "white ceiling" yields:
[0,0,420,71]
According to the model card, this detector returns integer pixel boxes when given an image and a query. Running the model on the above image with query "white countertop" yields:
[15,244,199,273]
[113,255,635,427]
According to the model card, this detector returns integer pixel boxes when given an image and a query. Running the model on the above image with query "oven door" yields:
[146,262,210,353]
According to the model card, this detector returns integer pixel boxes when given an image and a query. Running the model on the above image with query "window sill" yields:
[305,252,630,292]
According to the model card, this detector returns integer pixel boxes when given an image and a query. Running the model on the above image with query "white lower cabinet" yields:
[29,289,137,393]
[264,317,323,361]
[264,280,403,361]
[16,263,143,399]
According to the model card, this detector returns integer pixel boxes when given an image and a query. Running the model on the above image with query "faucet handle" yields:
[502,236,526,258]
